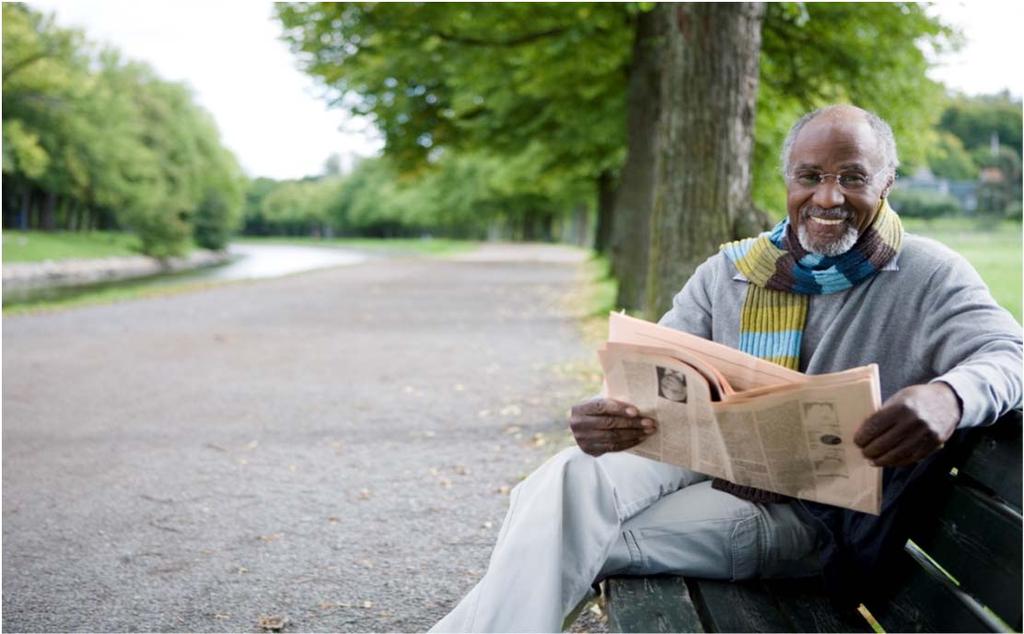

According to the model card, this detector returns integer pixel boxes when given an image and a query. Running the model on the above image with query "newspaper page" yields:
[608,312,805,391]
[599,347,734,483]
[599,340,882,514]
[712,374,882,514]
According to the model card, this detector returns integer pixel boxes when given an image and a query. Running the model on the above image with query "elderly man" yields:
[432,105,1022,632]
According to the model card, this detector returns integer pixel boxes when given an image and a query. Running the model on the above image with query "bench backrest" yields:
[864,409,1022,633]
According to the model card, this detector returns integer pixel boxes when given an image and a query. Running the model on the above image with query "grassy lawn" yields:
[233,235,478,257]
[3,230,145,263]
[903,217,1022,323]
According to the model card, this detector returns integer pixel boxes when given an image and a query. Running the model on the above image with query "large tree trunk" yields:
[644,3,764,320]
[609,5,666,311]
[592,169,616,254]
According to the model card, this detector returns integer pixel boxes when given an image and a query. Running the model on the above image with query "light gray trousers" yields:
[431,447,825,633]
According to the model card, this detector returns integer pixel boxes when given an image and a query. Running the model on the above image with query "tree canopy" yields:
[2,3,246,255]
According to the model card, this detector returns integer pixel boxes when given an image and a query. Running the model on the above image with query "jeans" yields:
[431,447,826,633]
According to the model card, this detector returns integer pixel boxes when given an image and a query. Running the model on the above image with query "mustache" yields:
[800,205,851,221]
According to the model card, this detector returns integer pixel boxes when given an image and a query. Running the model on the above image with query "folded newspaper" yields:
[599,313,882,515]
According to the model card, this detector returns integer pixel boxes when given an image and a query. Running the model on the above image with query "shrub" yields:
[889,189,962,219]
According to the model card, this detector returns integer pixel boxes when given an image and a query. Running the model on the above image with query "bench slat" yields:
[762,577,873,633]
[866,550,999,633]
[907,481,1023,630]
[957,410,1023,512]
[604,576,705,633]
[684,578,799,633]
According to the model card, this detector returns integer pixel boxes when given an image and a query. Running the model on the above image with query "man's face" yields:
[785,115,891,256]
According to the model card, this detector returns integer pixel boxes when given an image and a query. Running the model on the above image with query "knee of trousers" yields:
[510,446,609,501]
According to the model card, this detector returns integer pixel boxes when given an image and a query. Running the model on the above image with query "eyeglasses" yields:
[788,167,889,192]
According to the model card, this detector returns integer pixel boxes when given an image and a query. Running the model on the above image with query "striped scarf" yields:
[720,199,903,371]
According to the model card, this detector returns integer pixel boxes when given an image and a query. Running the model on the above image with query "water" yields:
[205,243,368,281]
[4,243,370,306]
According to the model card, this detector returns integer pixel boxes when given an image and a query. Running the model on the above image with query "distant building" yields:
[899,167,978,213]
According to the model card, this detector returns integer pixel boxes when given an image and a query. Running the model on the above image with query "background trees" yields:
[5,2,1018,316]
[275,2,961,317]
[1,3,245,256]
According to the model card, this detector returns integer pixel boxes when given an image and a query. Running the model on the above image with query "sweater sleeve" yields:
[656,254,719,338]
[920,251,1023,428]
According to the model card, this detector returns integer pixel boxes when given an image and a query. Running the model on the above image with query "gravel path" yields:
[2,244,605,632]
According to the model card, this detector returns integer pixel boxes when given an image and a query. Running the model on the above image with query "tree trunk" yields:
[42,190,57,231]
[609,6,666,310]
[644,3,764,320]
[569,202,589,246]
[593,169,616,254]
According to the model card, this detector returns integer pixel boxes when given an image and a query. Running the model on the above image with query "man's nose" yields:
[812,179,845,208]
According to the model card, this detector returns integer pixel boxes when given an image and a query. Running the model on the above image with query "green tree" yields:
[277,2,955,315]
[926,132,978,181]
[940,92,1023,155]
[2,3,245,255]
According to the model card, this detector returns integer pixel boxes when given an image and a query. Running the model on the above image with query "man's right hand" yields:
[569,398,656,457]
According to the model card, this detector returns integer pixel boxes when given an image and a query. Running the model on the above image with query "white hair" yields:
[780,105,899,181]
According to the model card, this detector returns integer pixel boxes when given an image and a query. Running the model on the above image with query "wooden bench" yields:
[603,409,1022,633]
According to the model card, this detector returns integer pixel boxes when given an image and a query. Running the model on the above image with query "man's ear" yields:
[880,173,895,199]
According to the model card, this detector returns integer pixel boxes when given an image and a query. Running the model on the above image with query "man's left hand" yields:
[853,383,962,467]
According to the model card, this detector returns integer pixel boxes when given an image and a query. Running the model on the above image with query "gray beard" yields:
[797,222,860,257]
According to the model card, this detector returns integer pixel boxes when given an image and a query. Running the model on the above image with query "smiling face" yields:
[785,110,893,256]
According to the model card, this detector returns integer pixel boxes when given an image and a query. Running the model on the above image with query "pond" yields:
[3,243,370,307]
[203,243,369,281]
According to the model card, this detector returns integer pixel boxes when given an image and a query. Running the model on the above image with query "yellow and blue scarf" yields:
[720,200,902,371]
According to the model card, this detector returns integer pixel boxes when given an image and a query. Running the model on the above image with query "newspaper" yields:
[599,313,882,514]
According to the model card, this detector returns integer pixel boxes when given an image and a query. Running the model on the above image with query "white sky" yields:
[25,0,1024,181]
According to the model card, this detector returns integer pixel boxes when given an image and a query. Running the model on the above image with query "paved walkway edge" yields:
[2,250,233,297]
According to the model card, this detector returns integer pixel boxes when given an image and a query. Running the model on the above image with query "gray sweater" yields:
[658,233,1022,428]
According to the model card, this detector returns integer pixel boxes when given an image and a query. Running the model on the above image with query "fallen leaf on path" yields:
[428,467,439,476]
[499,405,522,417]
[358,488,372,500]
[439,478,452,489]
[257,533,283,543]
[496,485,511,495]
[243,440,259,451]
[257,614,287,632]
[531,433,547,448]
[327,516,340,524]
[452,465,469,476]
[503,425,522,435]
[482,521,493,529]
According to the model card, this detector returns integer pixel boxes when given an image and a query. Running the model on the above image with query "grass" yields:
[577,253,619,345]
[2,276,228,316]
[2,230,144,263]
[233,235,478,257]
[903,217,1022,322]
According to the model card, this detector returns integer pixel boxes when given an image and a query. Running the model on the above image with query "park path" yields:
[2,244,600,632]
